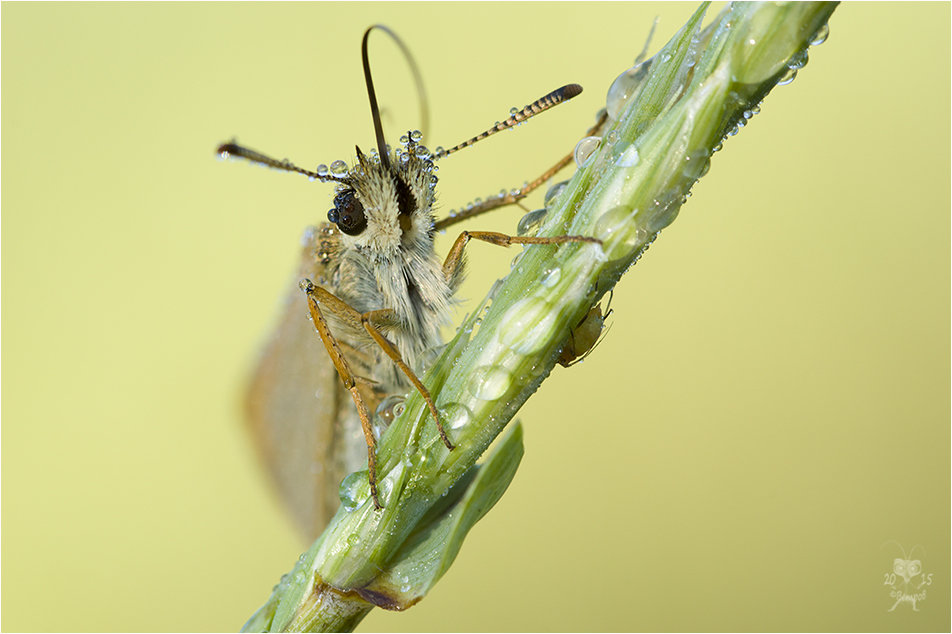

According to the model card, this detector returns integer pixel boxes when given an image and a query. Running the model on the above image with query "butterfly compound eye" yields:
[330,189,367,236]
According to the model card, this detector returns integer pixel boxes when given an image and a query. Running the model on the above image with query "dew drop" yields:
[377,461,405,506]
[468,365,512,401]
[616,145,640,168]
[788,49,809,71]
[510,249,525,270]
[810,23,830,46]
[648,193,683,233]
[594,204,639,261]
[543,181,568,209]
[399,134,409,144]
[410,129,423,142]
[440,402,472,431]
[498,296,559,355]
[699,159,710,178]
[405,449,426,471]
[541,267,561,288]
[339,470,369,512]
[605,57,653,120]
[573,136,602,168]
[374,394,406,434]
[329,160,348,176]
[777,67,798,86]
[517,208,548,236]
[316,164,329,177]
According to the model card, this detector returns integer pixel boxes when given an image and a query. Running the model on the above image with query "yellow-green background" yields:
[3,2,948,631]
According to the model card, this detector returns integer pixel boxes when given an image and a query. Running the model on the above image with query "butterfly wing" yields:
[245,224,372,538]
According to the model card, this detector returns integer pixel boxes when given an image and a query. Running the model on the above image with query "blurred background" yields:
[2,3,948,631]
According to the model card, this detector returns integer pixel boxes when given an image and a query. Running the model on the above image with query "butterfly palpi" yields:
[219,25,608,538]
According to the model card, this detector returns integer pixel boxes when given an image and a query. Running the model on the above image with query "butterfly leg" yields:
[442,230,600,283]
[300,279,452,510]
[359,310,453,451]
[299,279,383,509]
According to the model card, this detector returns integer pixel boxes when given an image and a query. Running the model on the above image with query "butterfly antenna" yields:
[361,26,395,172]
[362,25,429,141]
[435,84,583,160]
[216,142,348,183]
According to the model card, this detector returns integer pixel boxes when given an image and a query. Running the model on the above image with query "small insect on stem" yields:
[558,290,614,367]
[221,24,604,524]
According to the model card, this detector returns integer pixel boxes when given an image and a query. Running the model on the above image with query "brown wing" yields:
[244,224,375,539]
